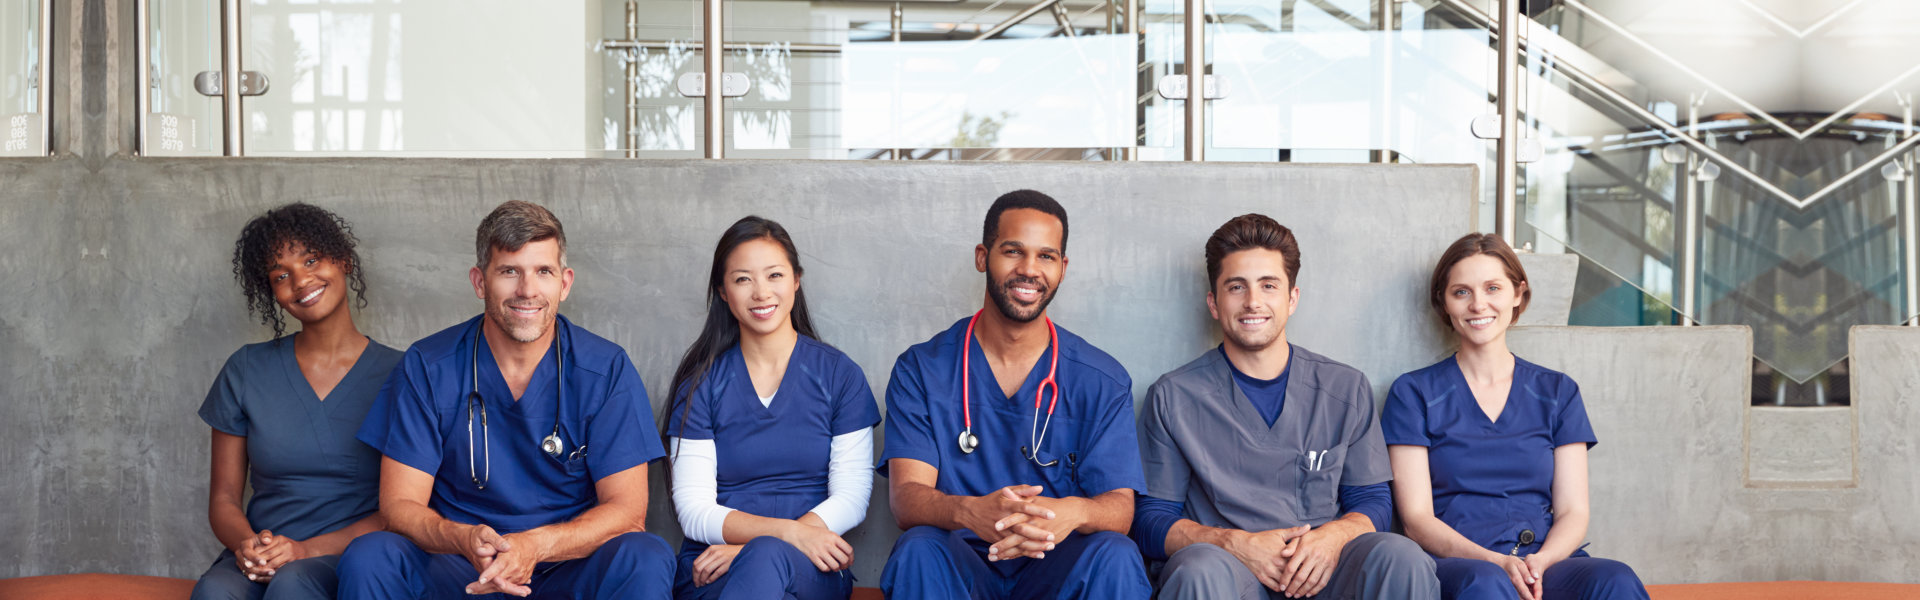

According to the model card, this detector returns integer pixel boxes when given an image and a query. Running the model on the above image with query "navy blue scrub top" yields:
[357,315,665,534]
[1381,355,1598,552]
[198,335,403,542]
[878,316,1146,500]
[665,336,881,550]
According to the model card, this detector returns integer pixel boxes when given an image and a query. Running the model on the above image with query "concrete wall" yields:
[1512,325,1920,584]
[0,157,1475,580]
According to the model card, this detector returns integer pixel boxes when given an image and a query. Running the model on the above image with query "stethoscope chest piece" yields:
[541,433,565,458]
[958,430,979,454]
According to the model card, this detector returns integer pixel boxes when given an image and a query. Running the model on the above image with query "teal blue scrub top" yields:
[198,335,403,542]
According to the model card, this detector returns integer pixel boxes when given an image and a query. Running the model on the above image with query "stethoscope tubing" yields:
[468,323,569,489]
[959,310,1061,467]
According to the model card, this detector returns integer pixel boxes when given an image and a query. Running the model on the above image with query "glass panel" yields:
[718,0,1140,160]
[149,0,225,155]
[0,0,42,156]
[1202,0,1493,169]
[601,0,703,158]
[238,0,700,157]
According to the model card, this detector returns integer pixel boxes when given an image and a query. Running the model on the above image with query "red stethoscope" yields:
[958,309,1062,467]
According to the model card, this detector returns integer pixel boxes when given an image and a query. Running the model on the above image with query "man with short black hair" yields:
[878,190,1152,600]
[339,200,674,599]
[1133,213,1439,600]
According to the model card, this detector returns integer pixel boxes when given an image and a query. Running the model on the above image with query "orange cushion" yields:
[0,573,194,600]
[1648,581,1920,600]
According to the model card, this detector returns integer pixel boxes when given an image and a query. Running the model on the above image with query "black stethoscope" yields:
[957,309,1062,467]
[467,326,575,490]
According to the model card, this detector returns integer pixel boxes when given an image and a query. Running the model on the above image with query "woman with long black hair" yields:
[665,216,881,600]
[192,203,401,600]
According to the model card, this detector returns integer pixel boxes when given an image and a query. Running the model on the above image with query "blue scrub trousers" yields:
[336,531,675,600]
[1434,554,1648,600]
[880,526,1151,600]
[190,551,340,600]
[672,537,855,600]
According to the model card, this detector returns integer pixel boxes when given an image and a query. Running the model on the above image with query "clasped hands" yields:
[235,530,310,583]
[1492,551,1562,600]
[966,484,1080,562]
[460,524,545,597]
[690,518,854,587]
[1225,523,1346,598]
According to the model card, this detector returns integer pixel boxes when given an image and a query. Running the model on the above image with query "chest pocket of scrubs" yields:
[1034,417,1087,496]
[1297,445,1344,522]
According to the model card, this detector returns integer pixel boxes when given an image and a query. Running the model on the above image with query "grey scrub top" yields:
[198,336,403,542]
[1139,344,1391,531]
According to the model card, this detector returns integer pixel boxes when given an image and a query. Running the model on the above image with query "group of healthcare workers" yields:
[189,191,1653,600]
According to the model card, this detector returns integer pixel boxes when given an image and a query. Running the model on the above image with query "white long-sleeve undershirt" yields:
[669,426,875,546]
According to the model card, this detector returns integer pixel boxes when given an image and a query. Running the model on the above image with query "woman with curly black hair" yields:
[191,203,403,600]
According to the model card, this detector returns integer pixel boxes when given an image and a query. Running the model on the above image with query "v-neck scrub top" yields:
[355,315,665,534]
[1381,355,1598,552]
[198,336,404,542]
[665,335,882,548]
[878,316,1146,501]
[1139,345,1392,535]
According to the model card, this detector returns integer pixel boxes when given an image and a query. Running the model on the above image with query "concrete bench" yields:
[0,574,887,599]
[6,574,1915,600]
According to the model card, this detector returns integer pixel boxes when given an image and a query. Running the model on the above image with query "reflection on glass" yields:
[717,1,1136,158]
[0,0,40,156]
[149,0,223,155]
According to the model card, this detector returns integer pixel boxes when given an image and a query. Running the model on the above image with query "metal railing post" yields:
[1903,93,1919,325]
[136,0,151,155]
[1676,93,1704,326]
[624,1,639,158]
[1494,0,1518,241]
[220,0,243,156]
[1184,0,1204,161]
[38,0,52,155]
[702,0,724,159]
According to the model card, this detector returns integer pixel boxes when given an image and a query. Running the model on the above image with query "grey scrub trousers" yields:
[1140,346,1439,600]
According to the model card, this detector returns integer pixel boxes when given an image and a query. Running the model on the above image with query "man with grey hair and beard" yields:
[339,200,675,599]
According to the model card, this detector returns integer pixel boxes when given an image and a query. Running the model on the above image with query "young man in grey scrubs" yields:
[1131,214,1439,600]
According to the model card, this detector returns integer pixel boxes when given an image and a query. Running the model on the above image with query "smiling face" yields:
[976,208,1068,323]
[1443,254,1528,348]
[1207,248,1299,353]
[720,237,800,340]
[267,242,351,326]
[470,238,574,345]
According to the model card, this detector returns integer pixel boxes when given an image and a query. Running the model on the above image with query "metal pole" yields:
[1494,0,1518,240]
[1184,0,1205,161]
[891,2,901,160]
[136,0,151,155]
[220,0,243,156]
[1903,93,1919,325]
[702,0,724,159]
[1675,94,1701,326]
[1124,0,1139,161]
[624,1,640,158]
[1371,0,1392,163]
[38,0,52,155]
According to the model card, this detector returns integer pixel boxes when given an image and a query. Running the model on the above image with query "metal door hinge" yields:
[677,73,750,98]
[1157,74,1226,100]
[194,71,271,97]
